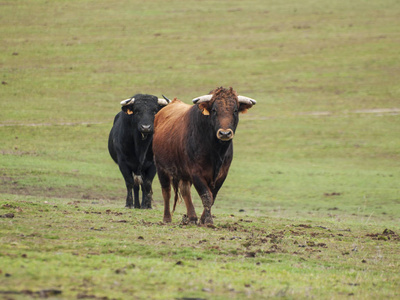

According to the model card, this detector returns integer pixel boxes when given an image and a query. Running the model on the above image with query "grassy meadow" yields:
[1,0,399,299]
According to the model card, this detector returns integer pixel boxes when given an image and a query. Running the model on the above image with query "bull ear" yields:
[122,105,133,115]
[198,101,211,116]
[121,97,135,114]
[193,95,212,115]
[238,96,256,114]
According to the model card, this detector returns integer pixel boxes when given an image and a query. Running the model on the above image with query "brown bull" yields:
[153,87,256,225]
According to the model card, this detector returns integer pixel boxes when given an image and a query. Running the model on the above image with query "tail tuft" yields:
[134,174,143,185]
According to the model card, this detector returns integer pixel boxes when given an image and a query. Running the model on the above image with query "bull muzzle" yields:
[139,124,152,140]
[140,124,152,133]
[217,129,234,141]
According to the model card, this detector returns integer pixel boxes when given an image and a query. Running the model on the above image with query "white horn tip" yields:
[238,96,257,105]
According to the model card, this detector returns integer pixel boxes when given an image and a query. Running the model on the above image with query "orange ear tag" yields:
[127,109,133,115]
[202,108,210,116]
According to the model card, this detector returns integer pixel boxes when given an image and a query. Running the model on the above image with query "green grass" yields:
[1,197,399,299]
[1,0,399,299]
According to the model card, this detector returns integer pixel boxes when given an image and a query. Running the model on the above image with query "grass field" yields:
[1,0,399,299]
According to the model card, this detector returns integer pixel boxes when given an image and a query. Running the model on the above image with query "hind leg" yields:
[157,168,172,223]
[180,181,198,224]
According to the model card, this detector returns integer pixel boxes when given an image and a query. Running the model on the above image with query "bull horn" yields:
[192,95,213,104]
[160,94,172,104]
[157,97,169,106]
[120,97,135,106]
[238,96,257,105]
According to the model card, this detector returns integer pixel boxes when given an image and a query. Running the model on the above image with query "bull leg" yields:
[162,188,172,223]
[125,184,134,208]
[192,175,213,225]
[140,178,153,209]
[180,181,197,224]
[140,165,156,209]
[117,162,135,208]
[211,175,228,205]
[133,184,140,209]
[157,169,172,223]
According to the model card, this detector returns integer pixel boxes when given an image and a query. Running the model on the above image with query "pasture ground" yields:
[1,0,399,299]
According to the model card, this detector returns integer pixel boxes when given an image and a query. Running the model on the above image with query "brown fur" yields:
[153,88,255,225]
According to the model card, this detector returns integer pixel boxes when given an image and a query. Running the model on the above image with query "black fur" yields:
[186,104,235,186]
[108,94,164,208]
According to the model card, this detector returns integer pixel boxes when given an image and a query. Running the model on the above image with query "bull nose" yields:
[140,124,152,132]
[217,129,234,141]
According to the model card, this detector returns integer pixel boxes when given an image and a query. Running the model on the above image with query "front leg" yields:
[125,184,134,208]
[133,184,140,208]
[140,164,156,209]
[192,175,213,225]
[199,193,213,225]
[117,161,135,208]
[140,178,153,209]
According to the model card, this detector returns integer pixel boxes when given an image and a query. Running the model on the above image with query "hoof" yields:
[180,214,198,225]
[188,216,198,225]
[200,216,213,225]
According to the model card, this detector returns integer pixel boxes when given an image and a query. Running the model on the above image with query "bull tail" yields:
[172,179,181,213]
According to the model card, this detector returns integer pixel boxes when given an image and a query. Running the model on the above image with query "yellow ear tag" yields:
[202,108,210,116]
[127,109,133,115]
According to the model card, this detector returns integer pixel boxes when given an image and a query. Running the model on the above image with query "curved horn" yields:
[238,96,257,105]
[192,95,213,104]
[157,97,169,106]
[120,97,135,106]
[162,94,171,103]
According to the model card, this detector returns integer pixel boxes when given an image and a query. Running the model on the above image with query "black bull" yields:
[108,94,169,208]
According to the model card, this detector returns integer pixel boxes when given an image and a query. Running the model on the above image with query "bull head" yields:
[120,94,170,140]
[192,88,256,141]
